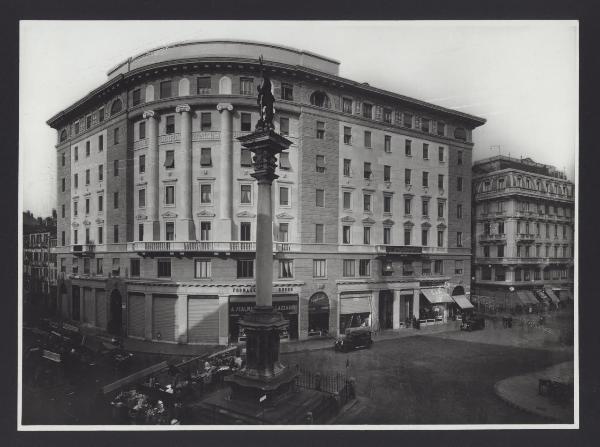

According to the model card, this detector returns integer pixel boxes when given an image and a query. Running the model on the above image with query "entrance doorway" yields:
[378,290,393,330]
[71,286,80,321]
[308,292,330,337]
[109,289,123,336]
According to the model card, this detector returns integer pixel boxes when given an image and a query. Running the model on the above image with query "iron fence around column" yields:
[294,365,354,407]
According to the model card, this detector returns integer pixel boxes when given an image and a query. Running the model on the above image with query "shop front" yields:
[419,288,454,325]
[339,294,373,334]
[308,292,330,337]
[228,295,299,343]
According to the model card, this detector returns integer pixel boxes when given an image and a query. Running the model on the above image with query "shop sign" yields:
[230,302,298,315]
[385,246,422,255]
[232,286,295,294]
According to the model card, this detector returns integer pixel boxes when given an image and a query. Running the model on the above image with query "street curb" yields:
[493,377,572,423]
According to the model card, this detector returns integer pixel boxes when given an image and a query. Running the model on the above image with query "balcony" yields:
[479,233,507,242]
[376,245,423,256]
[516,233,536,242]
[474,256,573,266]
[71,244,96,257]
[129,241,256,254]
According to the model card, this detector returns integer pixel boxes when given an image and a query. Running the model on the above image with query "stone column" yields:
[143,110,160,241]
[412,289,420,320]
[216,103,234,241]
[393,290,401,329]
[144,293,153,340]
[226,129,295,402]
[177,293,188,344]
[255,175,275,307]
[176,104,195,240]
[218,293,229,346]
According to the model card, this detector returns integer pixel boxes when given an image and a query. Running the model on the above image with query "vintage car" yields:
[460,314,485,331]
[334,328,373,352]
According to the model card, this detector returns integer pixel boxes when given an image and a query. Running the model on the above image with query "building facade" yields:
[23,231,58,309]
[47,40,485,345]
[472,156,575,308]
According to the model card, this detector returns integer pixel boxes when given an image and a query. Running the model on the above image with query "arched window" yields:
[60,129,67,142]
[525,178,531,189]
[310,91,330,108]
[110,98,123,115]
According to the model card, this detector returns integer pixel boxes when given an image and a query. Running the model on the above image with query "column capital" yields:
[142,110,157,120]
[217,103,234,113]
[176,104,191,114]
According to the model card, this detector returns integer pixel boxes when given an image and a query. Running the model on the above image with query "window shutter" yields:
[273,80,281,99]
[354,101,362,115]
[241,148,253,167]
[375,106,382,121]
[164,151,174,168]
[395,110,402,125]
[316,155,326,169]
[200,148,212,166]
[279,152,291,169]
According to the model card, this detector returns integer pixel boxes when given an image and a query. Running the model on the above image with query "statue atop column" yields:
[256,55,275,131]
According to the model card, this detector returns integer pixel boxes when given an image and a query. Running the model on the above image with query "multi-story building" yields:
[23,231,57,309]
[472,155,575,308]
[47,40,485,345]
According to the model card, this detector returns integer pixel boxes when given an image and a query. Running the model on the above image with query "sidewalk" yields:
[280,321,461,354]
[494,361,574,423]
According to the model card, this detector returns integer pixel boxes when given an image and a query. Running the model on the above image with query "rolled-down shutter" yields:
[340,296,372,315]
[128,294,145,338]
[61,293,69,319]
[83,288,95,324]
[96,289,107,330]
[187,295,219,344]
[153,295,177,341]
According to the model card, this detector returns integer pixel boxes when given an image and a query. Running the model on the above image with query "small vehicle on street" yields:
[334,328,373,352]
[460,314,485,331]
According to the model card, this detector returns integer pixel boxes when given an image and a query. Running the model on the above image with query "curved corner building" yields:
[47,40,486,345]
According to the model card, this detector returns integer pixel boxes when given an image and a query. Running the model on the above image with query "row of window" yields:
[343,191,459,218]
[480,265,571,282]
[479,175,572,197]
[481,243,573,258]
[480,200,573,218]
[340,225,455,247]
[482,221,572,240]
[65,255,457,281]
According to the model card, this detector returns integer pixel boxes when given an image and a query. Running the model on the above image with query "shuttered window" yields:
[200,147,212,166]
[164,150,175,169]
[279,152,291,170]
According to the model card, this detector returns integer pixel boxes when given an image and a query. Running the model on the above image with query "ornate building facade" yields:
[472,155,575,308]
[48,40,485,345]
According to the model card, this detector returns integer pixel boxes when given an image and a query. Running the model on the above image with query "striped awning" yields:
[421,288,454,304]
[340,296,372,315]
[517,290,539,305]
[544,288,560,304]
[452,295,474,310]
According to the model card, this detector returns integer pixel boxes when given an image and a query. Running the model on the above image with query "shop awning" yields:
[340,296,372,314]
[451,295,474,310]
[554,289,572,302]
[561,290,574,301]
[421,288,454,304]
[533,289,552,304]
[518,290,539,305]
[544,288,560,304]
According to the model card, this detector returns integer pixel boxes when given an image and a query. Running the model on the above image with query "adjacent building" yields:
[23,230,58,309]
[47,40,485,345]
[471,155,575,308]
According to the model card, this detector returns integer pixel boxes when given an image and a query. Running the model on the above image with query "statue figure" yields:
[256,55,275,131]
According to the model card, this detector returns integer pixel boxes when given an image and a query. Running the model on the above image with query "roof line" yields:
[48,56,485,128]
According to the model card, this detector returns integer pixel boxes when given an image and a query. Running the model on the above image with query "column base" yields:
[225,307,298,405]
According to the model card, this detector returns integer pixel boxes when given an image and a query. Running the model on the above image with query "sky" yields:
[19,20,578,217]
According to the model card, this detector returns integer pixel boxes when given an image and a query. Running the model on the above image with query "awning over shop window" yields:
[523,290,541,305]
[340,296,372,314]
[451,295,474,310]
[517,290,538,305]
[421,288,454,304]
[544,288,560,304]
[554,289,572,302]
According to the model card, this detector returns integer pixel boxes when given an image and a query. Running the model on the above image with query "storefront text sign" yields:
[232,286,294,294]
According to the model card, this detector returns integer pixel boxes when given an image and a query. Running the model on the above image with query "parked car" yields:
[334,328,373,352]
[460,314,485,331]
